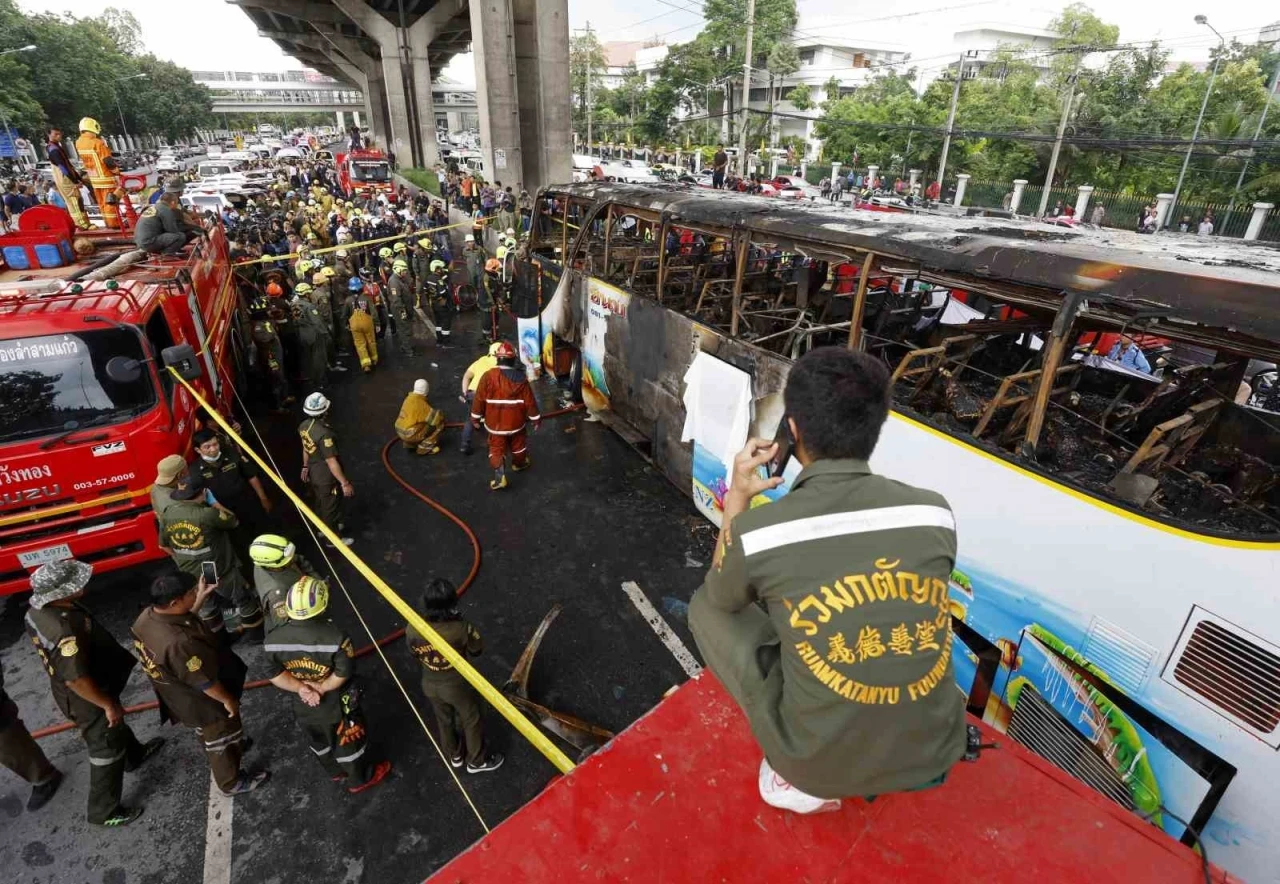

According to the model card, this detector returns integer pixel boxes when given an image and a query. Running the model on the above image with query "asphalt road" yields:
[0,305,716,883]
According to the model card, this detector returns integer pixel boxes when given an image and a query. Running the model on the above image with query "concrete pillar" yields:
[908,168,921,189]
[1246,202,1274,241]
[867,164,879,188]
[405,16,441,169]
[470,0,523,185]
[1155,193,1175,231]
[336,110,346,131]
[695,152,702,173]
[1075,185,1094,220]
[354,110,362,129]
[513,0,572,191]
[1010,178,1028,214]
[831,161,841,185]
[954,173,970,206]
[800,160,807,179]
[769,156,778,178]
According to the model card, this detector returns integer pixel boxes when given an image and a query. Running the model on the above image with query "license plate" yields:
[18,544,72,569]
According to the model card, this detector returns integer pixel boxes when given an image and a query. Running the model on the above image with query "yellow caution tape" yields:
[168,368,576,775]
[232,216,496,267]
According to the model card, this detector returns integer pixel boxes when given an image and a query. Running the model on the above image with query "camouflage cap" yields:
[29,559,93,609]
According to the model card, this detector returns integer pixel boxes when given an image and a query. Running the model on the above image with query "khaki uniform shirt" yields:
[703,458,966,798]
[132,607,246,728]
[299,418,339,485]
[407,616,482,686]
[25,603,135,722]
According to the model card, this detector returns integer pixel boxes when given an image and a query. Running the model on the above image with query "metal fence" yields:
[958,180,1278,242]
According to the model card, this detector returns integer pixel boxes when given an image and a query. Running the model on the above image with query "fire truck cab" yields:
[337,149,395,202]
[0,210,240,595]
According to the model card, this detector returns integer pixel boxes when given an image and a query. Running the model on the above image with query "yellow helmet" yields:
[417,238,432,248]
[320,266,336,279]
[393,241,407,252]
[378,247,393,259]
[496,246,508,260]
[286,575,329,620]
[392,259,409,272]
[79,117,101,135]
[295,282,313,294]
[249,534,296,569]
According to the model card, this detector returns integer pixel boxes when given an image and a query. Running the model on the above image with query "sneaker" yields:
[125,737,167,772]
[466,753,504,774]
[511,457,531,473]
[26,770,63,812]
[489,474,508,491]
[95,805,144,827]
[331,364,349,372]
[449,752,464,769]
[347,760,392,794]
[221,770,270,796]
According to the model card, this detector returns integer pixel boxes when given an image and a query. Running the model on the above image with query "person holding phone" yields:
[688,347,965,815]
[131,569,270,796]
[157,473,263,638]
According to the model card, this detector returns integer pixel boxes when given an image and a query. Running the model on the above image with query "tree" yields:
[570,31,608,142]
[786,84,813,111]
[764,43,800,146]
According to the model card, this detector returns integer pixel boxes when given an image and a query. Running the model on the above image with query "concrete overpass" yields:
[226,0,570,191]
[195,69,479,131]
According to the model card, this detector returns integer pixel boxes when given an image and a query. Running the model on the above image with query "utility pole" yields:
[935,53,964,195]
[1168,16,1224,229]
[585,21,594,155]
[1037,49,1082,218]
[1223,59,1280,232]
[736,0,756,177]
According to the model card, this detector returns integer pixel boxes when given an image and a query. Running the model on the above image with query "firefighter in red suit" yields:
[470,341,540,490]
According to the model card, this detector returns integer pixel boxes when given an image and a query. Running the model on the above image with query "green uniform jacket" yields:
[407,616,481,687]
[263,617,355,708]
[386,272,415,316]
[25,602,135,723]
[159,500,248,596]
[299,418,340,484]
[254,556,320,634]
[703,458,966,799]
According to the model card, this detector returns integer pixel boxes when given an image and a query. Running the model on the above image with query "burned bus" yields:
[515,182,1280,883]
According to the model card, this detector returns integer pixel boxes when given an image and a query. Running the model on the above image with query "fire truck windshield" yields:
[352,163,390,182]
[0,329,157,444]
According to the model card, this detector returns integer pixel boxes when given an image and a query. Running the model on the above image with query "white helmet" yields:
[505,227,515,237]
[302,392,330,416]
[464,234,474,243]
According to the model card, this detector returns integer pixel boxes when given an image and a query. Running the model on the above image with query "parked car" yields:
[772,175,821,200]
[156,154,181,173]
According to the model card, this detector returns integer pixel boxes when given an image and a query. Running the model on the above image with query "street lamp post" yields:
[1166,15,1224,229]
[112,73,148,146]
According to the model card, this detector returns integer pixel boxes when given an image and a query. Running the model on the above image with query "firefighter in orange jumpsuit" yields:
[74,117,136,230]
[470,341,540,490]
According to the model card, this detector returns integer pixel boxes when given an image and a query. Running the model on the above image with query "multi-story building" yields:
[600,42,669,90]
[947,22,1061,82]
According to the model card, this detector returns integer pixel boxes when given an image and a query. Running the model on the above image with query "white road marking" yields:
[621,581,703,679]
[203,778,233,884]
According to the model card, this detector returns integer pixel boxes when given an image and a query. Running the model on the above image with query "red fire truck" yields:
[336,149,396,202]
[0,207,240,595]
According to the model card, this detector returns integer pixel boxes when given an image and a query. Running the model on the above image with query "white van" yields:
[196,159,246,179]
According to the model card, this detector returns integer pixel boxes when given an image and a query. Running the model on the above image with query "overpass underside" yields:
[227,0,571,191]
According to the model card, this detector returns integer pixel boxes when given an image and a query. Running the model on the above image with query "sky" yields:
[16,0,1279,91]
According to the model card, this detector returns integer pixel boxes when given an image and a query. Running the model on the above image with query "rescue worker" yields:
[44,126,90,229]
[480,259,503,343]
[75,117,134,229]
[463,233,485,295]
[458,342,501,456]
[361,266,389,341]
[191,428,274,552]
[346,277,379,372]
[408,577,503,773]
[0,658,64,812]
[310,270,337,361]
[425,257,454,345]
[264,577,393,792]
[471,340,540,490]
[299,392,355,547]
[688,347,966,814]
[24,560,165,827]
[249,534,322,634]
[151,453,188,519]
[248,297,293,411]
[394,379,446,455]
[411,237,434,294]
[131,569,270,796]
[158,472,263,637]
[291,283,329,391]
[134,192,199,255]
[386,259,416,356]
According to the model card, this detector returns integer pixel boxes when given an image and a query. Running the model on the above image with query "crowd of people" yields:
[0,143,561,827]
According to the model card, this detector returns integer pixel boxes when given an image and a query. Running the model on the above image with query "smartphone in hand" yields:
[200,561,218,586]
[768,418,793,479]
